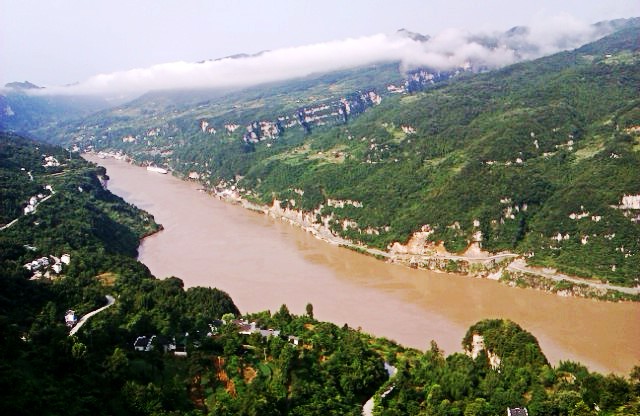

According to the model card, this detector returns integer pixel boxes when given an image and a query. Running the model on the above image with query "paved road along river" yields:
[86,155,640,375]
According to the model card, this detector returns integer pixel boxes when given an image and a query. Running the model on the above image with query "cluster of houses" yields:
[232,318,300,345]
[96,150,127,160]
[133,318,301,356]
[235,319,280,338]
[616,194,640,224]
[133,335,188,356]
[23,185,54,215]
[42,155,60,167]
[24,253,70,279]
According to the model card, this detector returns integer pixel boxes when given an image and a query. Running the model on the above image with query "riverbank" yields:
[88,151,639,302]
[207,182,639,302]
[84,152,640,375]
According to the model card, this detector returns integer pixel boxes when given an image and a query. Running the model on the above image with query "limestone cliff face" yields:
[265,200,351,245]
[388,228,436,255]
[387,226,499,260]
[620,194,640,210]
[466,334,502,370]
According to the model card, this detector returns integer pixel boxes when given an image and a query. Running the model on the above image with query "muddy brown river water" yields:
[86,155,639,375]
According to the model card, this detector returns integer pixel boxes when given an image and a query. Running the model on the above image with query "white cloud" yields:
[525,13,598,56]
[34,16,616,97]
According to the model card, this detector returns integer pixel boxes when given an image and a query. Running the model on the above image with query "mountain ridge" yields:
[4,80,43,90]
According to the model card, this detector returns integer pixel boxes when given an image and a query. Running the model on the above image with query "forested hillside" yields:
[1,134,639,414]
[0,84,108,134]
[42,24,640,287]
[376,319,640,415]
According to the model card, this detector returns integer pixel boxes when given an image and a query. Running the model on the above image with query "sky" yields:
[0,0,637,95]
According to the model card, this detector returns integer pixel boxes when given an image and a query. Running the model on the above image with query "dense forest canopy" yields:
[0,131,639,415]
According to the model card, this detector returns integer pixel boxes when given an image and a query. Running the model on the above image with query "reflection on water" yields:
[86,155,640,375]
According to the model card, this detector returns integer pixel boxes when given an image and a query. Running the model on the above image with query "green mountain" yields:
[377,319,640,415]
[0,132,241,414]
[0,83,109,135]
[1,133,639,415]
[40,24,640,288]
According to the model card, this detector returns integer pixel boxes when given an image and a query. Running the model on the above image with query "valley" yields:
[87,154,640,375]
[39,23,640,293]
[2,10,639,414]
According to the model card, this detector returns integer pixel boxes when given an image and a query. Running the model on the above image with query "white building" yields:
[65,310,77,327]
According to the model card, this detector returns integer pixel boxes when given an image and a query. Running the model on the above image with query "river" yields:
[87,155,639,375]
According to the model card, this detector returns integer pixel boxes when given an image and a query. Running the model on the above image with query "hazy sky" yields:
[1,0,637,89]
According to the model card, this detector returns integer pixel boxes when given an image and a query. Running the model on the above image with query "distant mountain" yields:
[471,17,640,60]
[396,28,430,42]
[6,18,637,139]
[4,80,43,90]
[0,85,109,135]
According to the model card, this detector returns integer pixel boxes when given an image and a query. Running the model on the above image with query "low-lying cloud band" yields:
[30,15,613,97]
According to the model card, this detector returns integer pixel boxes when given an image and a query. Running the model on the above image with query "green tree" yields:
[104,347,130,380]
[71,341,87,359]
[464,398,492,416]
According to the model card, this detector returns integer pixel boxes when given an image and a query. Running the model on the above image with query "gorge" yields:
[86,154,640,375]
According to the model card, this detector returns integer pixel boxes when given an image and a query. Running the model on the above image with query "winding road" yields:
[506,259,640,295]
[362,363,397,416]
[1,187,56,232]
[0,218,19,231]
[69,295,116,336]
[364,244,639,295]
[227,190,637,297]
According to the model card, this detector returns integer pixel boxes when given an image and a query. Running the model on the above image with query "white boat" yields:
[146,166,168,174]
